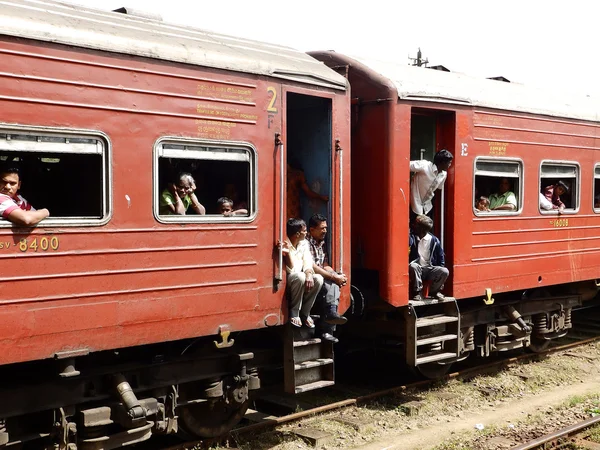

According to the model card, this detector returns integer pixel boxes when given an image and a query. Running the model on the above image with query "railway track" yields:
[154,306,600,450]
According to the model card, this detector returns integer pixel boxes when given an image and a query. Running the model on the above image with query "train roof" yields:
[0,0,347,91]
[313,52,599,123]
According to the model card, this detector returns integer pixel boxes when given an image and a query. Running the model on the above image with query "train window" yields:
[473,158,522,216]
[0,128,110,226]
[539,162,579,214]
[154,138,256,223]
[594,165,600,212]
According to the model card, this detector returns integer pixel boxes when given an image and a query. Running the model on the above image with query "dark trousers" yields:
[409,262,449,295]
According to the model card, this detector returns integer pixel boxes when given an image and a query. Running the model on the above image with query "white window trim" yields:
[0,124,112,228]
[538,159,580,215]
[473,156,524,217]
[593,163,600,214]
[153,137,258,224]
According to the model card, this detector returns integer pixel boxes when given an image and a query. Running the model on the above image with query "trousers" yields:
[409,262,449,294]
[287,272,324,318]
[316,280,340,334]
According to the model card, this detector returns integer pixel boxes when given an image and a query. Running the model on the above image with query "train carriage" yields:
[311,51,600,377]
[0,1,350,447]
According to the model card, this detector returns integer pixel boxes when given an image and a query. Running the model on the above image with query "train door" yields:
[409,108,456,292]
[285,93,332,228]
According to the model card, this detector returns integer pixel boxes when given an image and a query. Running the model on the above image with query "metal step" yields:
[293,338,323,347]
[416,351,456,365]
[410,296,456,306]
[416,315,458,327]
[295,380,335,394]
[416,333,458,346]
[294,358,334,371]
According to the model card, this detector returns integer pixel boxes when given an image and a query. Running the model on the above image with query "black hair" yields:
[217,197,233,206]
[415,214,433,232]
[0,165,20,177]
[433,149,453,166]
[286,218,306,236]
[308,213,327,229]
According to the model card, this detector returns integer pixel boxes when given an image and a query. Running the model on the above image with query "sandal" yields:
[304,316,315,329]
[290,317,302,328]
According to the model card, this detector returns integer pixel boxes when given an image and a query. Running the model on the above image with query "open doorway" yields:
[285,93,332,226]
[409,108,456,295]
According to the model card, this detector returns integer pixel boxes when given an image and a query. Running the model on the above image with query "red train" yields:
[0,0,598,448]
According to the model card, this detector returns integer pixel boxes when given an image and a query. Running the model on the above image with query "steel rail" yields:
[511,414,600,450]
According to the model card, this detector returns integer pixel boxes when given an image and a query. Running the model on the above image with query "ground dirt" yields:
[227,341,600,450]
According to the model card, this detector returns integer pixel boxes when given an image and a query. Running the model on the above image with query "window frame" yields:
[593,164,600,214]
[538,159,580,215]
[0,124,112,228]
[472,156,524,217]
[153,137,258,224]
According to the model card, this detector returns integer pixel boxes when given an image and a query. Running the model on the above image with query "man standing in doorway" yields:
[307,214,347,343]
[410,149,453,221]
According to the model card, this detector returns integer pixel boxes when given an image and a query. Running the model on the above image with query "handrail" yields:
[275,133,284,281]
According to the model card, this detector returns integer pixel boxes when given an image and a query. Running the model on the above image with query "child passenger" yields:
[475,196,490,212]
[217,197,248,216]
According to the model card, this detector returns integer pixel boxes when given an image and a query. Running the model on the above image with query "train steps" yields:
[405,297,460,367]
[283,319,335,394]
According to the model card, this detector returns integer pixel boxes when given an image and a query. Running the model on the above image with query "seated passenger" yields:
[489,178,517,211]
[307,213,347,344]
[542,181,568,212]
[278,218,324,328]
[0,166,49,226]
[217,197,248,216]
[475,196,490,212]
[409,214,449,301]
[539,192,553,210]
[223,183,249,212]
[595,195,600,209]
[159,173,206,216]
[410,149,453,219]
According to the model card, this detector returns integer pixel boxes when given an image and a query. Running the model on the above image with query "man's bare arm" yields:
[7,208,49,226]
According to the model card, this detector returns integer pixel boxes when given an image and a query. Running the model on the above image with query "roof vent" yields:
[487,76,510,82]
[113,7,163,21]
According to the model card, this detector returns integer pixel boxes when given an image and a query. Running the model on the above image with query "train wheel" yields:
[527,335,551,353]
[414,362,452,379]
[177,379,250,438]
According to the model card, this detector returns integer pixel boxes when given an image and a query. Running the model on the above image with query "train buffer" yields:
[283,320,335,394]
[405,297,460,367]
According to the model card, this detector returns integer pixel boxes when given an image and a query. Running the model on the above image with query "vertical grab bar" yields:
[440,183,445,248]
[275,133,284,281]
[335,139,343,273]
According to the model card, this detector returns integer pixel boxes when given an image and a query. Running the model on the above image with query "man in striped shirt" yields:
[0,166,49,226]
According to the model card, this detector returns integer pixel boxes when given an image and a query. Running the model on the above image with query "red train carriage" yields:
[0,1,350,447]
[312,51,600,377]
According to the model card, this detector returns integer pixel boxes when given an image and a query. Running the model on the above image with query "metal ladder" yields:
[283,324,335,394]
[404,297,460,367]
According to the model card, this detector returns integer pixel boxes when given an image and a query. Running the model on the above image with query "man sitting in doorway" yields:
[159,172,206,215]
[542,181,568,212]
[0,166,49,226]
[488,177,517,211]
[410,149,453,222]
[409,214,449,301]
[307,213,347,344]
[279,218,324,328]
[217,197,248,216]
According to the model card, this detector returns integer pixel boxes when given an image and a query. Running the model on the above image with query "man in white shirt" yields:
[279,218,324,328]
[0,166,49,226]
[409,215,449,301]
[410,149,453,220]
